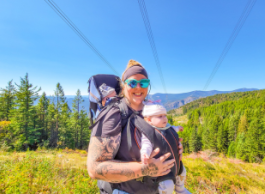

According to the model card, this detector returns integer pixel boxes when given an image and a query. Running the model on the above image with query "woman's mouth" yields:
[133,93,143,97]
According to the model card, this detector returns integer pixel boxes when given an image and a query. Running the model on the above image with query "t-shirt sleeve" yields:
[91,106,122,138]
[140,133,153,157]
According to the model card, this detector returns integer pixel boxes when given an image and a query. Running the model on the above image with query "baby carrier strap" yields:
[89,97,132,130]
[132,115,155,146]
[89,97,119,130]
[116,98,131,128]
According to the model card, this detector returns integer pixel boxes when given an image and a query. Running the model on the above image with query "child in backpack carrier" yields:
[98,85,190,194]
[99,83,117,106]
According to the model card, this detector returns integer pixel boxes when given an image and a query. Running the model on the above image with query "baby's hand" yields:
[173,126,184,132]
[142,153,150,164]
[178,126,184,132]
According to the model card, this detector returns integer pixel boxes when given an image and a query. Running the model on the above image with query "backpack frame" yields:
[87,74,122,125]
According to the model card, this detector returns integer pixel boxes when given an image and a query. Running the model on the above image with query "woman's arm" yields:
[87,133,175,183]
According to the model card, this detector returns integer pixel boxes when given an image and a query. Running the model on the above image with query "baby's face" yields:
[149,114,168,128]
[102,91,116,106]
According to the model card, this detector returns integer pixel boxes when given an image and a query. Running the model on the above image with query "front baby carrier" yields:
[88,74,183,194]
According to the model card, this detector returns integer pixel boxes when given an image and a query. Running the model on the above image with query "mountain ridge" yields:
[36,88,259,112]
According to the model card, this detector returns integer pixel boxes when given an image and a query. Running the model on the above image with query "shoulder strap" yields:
[133,115,155,145]
[89,102,116,130]
[117,99,130,128]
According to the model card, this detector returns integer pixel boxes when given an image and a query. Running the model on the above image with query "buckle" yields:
[135,177,144,182]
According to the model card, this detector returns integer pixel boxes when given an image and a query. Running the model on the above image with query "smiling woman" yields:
[87,59,183,194]
[121,61,149,111]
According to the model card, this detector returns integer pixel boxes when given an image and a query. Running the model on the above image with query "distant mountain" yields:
[149,88,259,111]
[34,88,259,112]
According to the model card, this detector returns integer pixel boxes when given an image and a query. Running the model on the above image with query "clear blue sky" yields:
[1,0,264,95]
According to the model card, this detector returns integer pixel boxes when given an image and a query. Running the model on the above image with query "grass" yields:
[183,154,265,194]
[0,149,98,194]
[174,115,188,125]
[1,150,265,194]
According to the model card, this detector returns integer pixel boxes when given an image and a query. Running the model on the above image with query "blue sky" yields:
[0,0,264,95]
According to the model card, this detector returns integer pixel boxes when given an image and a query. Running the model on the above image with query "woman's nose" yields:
[135,83,141,88]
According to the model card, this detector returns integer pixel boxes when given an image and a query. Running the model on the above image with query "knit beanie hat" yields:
[142,100,167,117]
[99,83,116,98]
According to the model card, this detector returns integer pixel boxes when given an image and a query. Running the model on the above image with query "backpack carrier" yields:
[87,74,121,125]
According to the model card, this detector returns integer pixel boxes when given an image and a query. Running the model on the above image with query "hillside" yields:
[168,89,264,115]
[150,88,258,110]
[168,89,265,163]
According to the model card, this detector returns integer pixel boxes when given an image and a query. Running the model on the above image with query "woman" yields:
[87,60,183,194]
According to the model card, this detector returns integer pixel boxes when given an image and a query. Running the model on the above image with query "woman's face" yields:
[123,74,148,110]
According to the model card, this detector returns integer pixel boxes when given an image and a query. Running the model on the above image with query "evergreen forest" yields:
[168,89,265,163]
[1,73,265,164]
[0,74,91,151]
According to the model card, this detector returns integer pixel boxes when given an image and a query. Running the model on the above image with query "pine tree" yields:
[208,115,221,151]
[49,83,66,147]
[0,80,16,121]
[228,113,240,144]
[238,114,248,133]
[47,102,56,147]
[72,89,84,148]
[79,109,90,149]
[217,123,227,152]
[189,127,200,152]
[235,132,247,160]
[36,92,49,141]
[245,118,261,162]
[58,102,71,148]
[13,73,41,149]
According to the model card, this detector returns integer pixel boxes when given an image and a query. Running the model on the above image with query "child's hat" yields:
[142,100,167,117]
[99,83,115,98]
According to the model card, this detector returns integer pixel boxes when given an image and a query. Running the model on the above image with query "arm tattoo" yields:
[88,134,136,182]
[96,163,135,180]
[89,134,121,162]
[141,163,159,176]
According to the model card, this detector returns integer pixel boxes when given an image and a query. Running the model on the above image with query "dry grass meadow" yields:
[0,149,265,194]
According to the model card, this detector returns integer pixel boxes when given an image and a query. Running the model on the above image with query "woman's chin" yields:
[132,98,144,106]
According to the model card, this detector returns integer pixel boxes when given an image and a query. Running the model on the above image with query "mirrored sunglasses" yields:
[124,79,150,89]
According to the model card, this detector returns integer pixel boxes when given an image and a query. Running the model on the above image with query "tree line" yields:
[0,73,91,151]
[168,90,265,163]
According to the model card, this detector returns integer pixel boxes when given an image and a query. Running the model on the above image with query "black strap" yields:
[169,127,183,175]
[133,115,155,146]
[117,99,130,128]
[89,108,93,125]
[89,103,116,130]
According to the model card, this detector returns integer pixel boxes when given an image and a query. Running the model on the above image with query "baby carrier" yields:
[88,74,183,194]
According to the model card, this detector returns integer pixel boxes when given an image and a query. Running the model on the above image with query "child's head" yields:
[142,100,168,128]
[99,83,117,106]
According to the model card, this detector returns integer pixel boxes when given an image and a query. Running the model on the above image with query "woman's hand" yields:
[141,148,175,177]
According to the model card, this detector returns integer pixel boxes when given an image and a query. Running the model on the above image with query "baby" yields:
[141,100,190,194]
[99,83,117,106]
